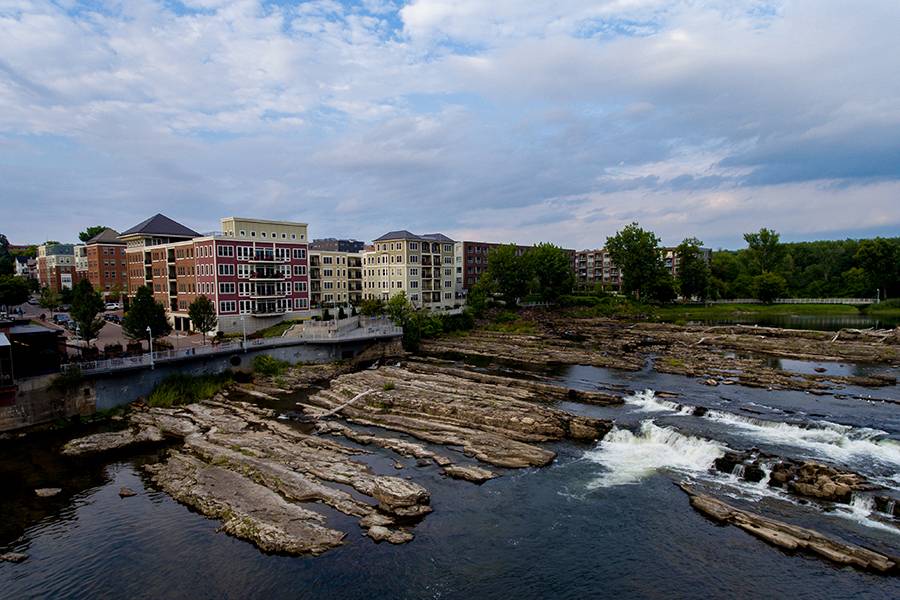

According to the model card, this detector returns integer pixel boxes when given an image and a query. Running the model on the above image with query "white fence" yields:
[62,322,403,375]
[708,298,877,305]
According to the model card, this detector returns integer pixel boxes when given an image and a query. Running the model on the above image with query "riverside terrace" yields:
[62,317,401,376]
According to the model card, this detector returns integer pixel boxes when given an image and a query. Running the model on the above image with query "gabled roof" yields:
[85,227,124,245]
[120,214,200,238]
[373,230,455,243]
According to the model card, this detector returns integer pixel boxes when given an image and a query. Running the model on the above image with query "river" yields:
[1,355,899,599]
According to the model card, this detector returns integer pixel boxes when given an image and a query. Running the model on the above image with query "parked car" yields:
[27,298,39,305]
[51,314,71,326]
[104,302,121,311]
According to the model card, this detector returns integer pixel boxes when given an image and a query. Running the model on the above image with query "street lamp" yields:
[147,325,154,370]
[240,314,247,352]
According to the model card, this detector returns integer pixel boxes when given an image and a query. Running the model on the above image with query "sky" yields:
[1,0,899,250]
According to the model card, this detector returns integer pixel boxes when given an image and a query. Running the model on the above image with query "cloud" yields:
[0,0,898,249]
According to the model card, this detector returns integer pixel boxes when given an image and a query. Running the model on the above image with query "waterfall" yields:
[731,463,746,479]
[584,420,726,488]
[885,499,896,516]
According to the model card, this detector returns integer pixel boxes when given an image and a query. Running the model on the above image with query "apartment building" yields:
[575,246,711,290]
[363,231,457,309]
[82,228,128,297]
[310,238,365,253]
[455,241,532,295]
[122,214,310,334]
[37,243,76,292]
[74,244,88,282]
[309,250,363,309]
[574,248,622,290]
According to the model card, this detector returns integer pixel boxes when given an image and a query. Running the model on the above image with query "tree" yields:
[107,283,125,302]
[753,272,787,304]
[484,244,530,306]
[39,286,61,315]
[605,222,666,301]
[338,305,347,320]
[0,275,30,309]
[855,238,899,299]
[188,295,217,344]
[70,279,105,346]
[358,297,385,316]
[0,234,12,276]
[466,274,495,316]
[676,238,710,300]
[122,286,172,346]
[386,292,413,326]
[743,228,785,275]
[522,243,575,302]
[79,226,107,243]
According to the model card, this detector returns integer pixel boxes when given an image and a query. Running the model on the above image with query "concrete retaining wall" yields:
[1,337,402,432]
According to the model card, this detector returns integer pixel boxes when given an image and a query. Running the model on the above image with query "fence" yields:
[62,322,403,376]
[708,298,877,305]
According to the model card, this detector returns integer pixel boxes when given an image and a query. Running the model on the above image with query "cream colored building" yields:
[309,249,363,309]
[363,230,457,310]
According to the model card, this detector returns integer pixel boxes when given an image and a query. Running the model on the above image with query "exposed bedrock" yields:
[679,483,899,575]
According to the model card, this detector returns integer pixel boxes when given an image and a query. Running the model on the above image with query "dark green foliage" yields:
[358,297,385,316]
[522,243,575,303]
[50,367,83,394]
[605,222,669,301]
[338,306,347,320]
[78,226,107,243]
[70,279,105,345]
[0,234,12,276]
[676,237,710,300]
[322,308,333,321]
[0,275,30,309]
[855,238,899,299]
[485,244,530,306]
[122,286,172,342]
[743,228,786,275]
[148,372,233,408]
[252,354,290,376]
[188,295,217,343]
[39,286,61,313]
[753,272,788,304]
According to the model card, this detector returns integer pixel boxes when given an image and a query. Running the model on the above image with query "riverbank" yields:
[2,315,899,596]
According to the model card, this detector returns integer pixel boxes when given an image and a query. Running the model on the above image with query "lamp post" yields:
[147,325,154,369]
[240,314,247,352]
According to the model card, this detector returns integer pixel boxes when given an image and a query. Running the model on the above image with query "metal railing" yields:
[707,298,877,305]
[62,322,403,376]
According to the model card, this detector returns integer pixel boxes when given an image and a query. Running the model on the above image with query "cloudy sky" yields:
[2,0,899,249]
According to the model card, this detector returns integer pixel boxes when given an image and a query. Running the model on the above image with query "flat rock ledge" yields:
[300,361,613,469]
[0,552,28,563]
[679,484,899,575]
[61,426,164,456]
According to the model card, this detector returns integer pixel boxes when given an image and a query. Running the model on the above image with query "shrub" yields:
[252,354,290,376]
[50,367,84,394]
[148,372,233,408]
[383,381,395,391]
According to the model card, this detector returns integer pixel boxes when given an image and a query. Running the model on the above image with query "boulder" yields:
[0,552,28,563]
[35,487,61,498]
[119,487,137,498]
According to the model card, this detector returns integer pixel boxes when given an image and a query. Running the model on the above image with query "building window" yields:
[293,265,307,276]
[293,298,308,309]
[237,246,251,260]
[239,230,246,237]
[261,232,267,238]
[293,281,307,292]
[219,300,236,313]
[239,300,251,313]
[291,234,296,240]
[218,264,235,276]
[323,269,333,277]
[292,248,306,259]
[217,245,234,257]
[219,282,235,294]
[239,282,250,296]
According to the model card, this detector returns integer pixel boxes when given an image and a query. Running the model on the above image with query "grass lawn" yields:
[249,320,300,339]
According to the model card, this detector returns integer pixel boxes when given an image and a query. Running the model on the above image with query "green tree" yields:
[855,238,899,299]
[753,272,787,304]
[78,226,107,243]
[839,267,870,298]
[0,275,30,310]
[484,244,530,306]
[122,286,172,347]
[522,243,575,302]
[0,234,12,276]
[39,286,61,315]
[743,228,785,275]
[70,279,105,346]
[676,238,711,300]
[386,292,413,326]
[188,295,217,344]
[358,297,385,316]
[466,274,495,316]
[649,270,677,303]
[605,222,666,301]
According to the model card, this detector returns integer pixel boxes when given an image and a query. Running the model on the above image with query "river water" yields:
[1,356,899,599]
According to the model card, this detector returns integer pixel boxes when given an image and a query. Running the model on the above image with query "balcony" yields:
[252,252,276,262]
[250,271,285,280]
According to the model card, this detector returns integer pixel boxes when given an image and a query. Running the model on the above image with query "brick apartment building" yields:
[122,214,310,334]
[37,243,76,292]
[80,228,128,297]
[574,246,712,291]
[310,238,365,253]
[454,241,576,298]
